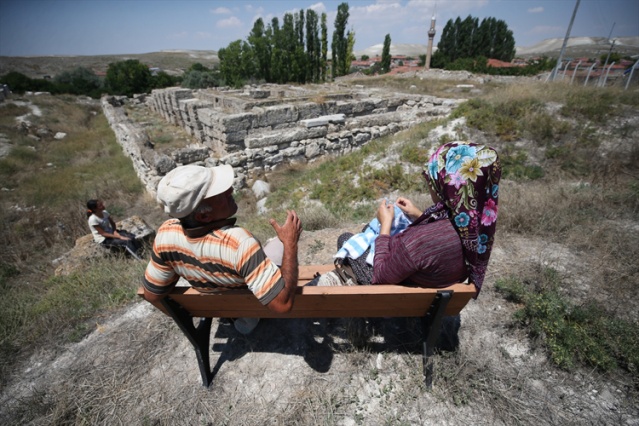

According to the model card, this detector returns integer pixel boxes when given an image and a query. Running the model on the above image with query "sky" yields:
[0,0,637,57]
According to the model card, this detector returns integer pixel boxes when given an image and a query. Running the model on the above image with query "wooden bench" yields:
[137,264,476,388]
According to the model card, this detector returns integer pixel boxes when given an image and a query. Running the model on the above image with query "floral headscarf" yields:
[422,141,501,297]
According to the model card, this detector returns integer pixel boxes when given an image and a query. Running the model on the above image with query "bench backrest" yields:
[137,264,476,319]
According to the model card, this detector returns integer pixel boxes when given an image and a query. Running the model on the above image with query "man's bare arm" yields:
[265,210,302,313]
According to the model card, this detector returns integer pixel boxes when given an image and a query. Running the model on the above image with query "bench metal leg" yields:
[421,290,452,389]
[161,297,214,387]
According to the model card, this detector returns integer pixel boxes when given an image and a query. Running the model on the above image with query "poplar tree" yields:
[331,2,350,78]
[281,13,296,83]
[381,34,392,73]
[321,12,328,81]
[248,18,270,81]
[218,40,253,88]
[306,9,320,82]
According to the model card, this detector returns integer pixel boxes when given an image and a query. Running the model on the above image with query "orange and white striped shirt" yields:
[143,219,284,305]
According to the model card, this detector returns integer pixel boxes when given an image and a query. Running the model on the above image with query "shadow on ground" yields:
[207,315,461,379]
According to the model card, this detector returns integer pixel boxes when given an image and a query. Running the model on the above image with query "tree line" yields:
[433,15,516,68]
[431,14,556,76]
[1,59,181,98]
[217,2,353,87]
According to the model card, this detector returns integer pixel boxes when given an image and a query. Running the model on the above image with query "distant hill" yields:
[0,50,219,79]
[515,36,639,59]
[2,36,637,80]
[354,36,639,60]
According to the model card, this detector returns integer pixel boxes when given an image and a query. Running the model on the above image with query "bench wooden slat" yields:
[137,282,475,318]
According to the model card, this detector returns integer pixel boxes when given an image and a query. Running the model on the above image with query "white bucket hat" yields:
[156,165,234,218]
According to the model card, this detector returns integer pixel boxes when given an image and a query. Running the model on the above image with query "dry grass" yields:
[0,94,156,384]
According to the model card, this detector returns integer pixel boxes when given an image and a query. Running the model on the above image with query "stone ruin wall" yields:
[146,85,462,187]
[102,84,463,195]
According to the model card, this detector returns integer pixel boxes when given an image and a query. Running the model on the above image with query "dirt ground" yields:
[1,224,637,425]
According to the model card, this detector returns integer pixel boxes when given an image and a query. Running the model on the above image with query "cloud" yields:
[245,5,264,15]
[529,25,563,35]
[359,1,402,14]
[216,16,242,29]
[211,7,231,15]
[527,7,544,13]
[308,2,326,13]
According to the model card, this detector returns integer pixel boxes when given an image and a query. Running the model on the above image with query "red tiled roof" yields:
[487,58,525,68]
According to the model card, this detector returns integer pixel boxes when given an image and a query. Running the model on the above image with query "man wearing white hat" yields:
[142,164,303,334]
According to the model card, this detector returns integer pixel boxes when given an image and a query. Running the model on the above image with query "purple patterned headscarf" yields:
[422,141,501,297]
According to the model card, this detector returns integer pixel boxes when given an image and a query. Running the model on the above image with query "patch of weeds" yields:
[369,163,424,194]
[308,239,325,255]
[495,268,639,374]
[544,132,597,177]
[150,133,173,145]
[0,262,20,288]
[561,88,617,123]
[438,133,454,145]
[575,123,599,147]
[500,146,544,180]
[0,156,21,177]
[298,205,341,231]
[0,103,31,126]
[523,111,571,144]
[400,143,429,165]
[8,145,39,163]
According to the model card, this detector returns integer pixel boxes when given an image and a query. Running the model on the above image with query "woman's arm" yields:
[372,233,417,284]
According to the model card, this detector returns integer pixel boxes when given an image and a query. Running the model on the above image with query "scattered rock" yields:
[252,179,271,199]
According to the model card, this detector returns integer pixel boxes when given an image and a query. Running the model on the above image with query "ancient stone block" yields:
[220,113,256,132]
[245,127,328,149]
[296,102,323,119]
[172,145,210,164]
[197,108,217,127]
[257,105,298,127]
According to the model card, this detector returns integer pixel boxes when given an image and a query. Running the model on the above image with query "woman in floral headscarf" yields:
[373,141,500,296]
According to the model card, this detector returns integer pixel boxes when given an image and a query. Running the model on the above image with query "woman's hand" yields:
[377,199,395,235]
[395,197,422,220]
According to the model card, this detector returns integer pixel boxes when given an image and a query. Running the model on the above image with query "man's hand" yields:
[266,210,302,313]
[269,210,302,247]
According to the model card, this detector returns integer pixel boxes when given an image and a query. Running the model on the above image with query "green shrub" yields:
[400,144,430,165]
[561,89,617,123]
[496,269,639,374]
[500,146,544,180]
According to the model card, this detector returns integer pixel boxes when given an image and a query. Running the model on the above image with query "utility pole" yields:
[599,23,616,87]
[550,0,581,81]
